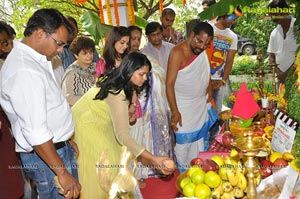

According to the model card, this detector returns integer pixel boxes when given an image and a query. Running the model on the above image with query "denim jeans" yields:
[213,84,225,114]
[223,78,233,109]
[20,143,78,199]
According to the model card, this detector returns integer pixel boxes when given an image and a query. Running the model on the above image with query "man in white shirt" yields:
[209,9,240,114]
[141,22,174,72]
[0,9,81,199]
[267,0,298,83]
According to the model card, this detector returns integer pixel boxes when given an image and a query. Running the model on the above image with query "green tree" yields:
[234,1,276,53]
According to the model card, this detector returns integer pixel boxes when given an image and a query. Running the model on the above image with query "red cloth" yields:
[140,169,180,199]
[0,108,24,198]
[231,82,260,120]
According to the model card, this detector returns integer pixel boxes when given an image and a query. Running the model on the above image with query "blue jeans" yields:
[213,79,233,113]
[20,143,78,199]
[213,84,225,114]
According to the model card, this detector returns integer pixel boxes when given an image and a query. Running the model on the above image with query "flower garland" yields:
[98,0,105,24]
[159,0,163,14]
[113,0,120,26]
[127,0,135,25]
[106,0,113,25]
[74,0,87,3]
[294,51,300,91]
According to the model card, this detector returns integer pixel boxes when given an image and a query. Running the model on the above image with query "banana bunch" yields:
[263,125,274,139]
[209,150,263,199]
[211,149,262,199]
[211,182,223,199]
[262,134,272,152]
[226,167,247,190]
[282,152,295,162]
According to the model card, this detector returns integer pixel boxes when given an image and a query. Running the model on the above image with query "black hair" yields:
[23,8,73,37]
[128,26,142,34]
[69,36,95,55]
[103,26,130,71]
[0,21,15,38]
[162,8,176,17]
[193,21,214,37]
[65,16,78,30]
[201,0,216,7]
[5,24,16,38]
[94,52,152,102]
[145,22,163,35]
[0,21,9,35]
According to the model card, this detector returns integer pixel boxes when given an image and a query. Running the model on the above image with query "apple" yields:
[203,159,219,173]
[253,128,265,137]
[259,159,273,179]
[273,158,288,170]
[190,157,204,167]
[260,167,272,178]
[260,159,273,168]
[222,131,235,148]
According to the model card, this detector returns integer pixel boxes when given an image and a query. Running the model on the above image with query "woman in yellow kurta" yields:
[72,52,175,198]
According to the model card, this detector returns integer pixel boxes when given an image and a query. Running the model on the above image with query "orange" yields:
[191,169,206,185]
[194,183,211,199]
[182,182,196,197]
[204,171,221,188]
[180,177,191,189]
[186,166,201,177]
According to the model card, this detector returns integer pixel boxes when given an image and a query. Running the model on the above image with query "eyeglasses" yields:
[149,32,162,38]
[46,33,67,47]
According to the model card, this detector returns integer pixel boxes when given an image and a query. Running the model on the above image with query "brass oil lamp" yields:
[231,130,269,199]
[268,60,279,96]
[253,50,271,97]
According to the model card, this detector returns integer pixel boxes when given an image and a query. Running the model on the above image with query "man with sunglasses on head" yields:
[0,9,81,199]
[209,7,242,114]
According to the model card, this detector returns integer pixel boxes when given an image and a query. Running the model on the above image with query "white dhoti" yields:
[173,52,218,172]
